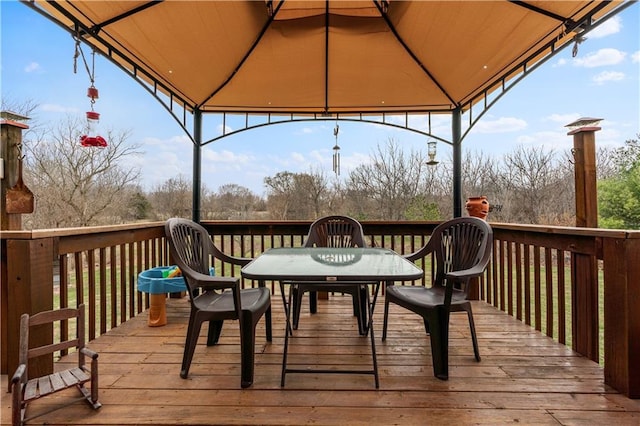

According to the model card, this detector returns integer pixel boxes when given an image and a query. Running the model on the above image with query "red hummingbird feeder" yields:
[75,38,108,147]
[80,109,107,148]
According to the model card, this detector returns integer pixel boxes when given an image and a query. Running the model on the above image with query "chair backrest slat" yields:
[432,217,493,293]
[305,215,366,248]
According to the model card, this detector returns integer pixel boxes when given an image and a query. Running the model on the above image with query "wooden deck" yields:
[3,295,639,425]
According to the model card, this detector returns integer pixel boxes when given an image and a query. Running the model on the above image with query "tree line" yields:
[8,107,639,230]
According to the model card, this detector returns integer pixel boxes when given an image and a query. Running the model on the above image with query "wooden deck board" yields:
[2,296,639,425]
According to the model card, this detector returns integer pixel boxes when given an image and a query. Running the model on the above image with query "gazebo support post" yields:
[452,108,463,217]
[192,109,203,223]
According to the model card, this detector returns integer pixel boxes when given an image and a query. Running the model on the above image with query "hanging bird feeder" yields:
[75,35,107,147]
[332,123,340,176]
[81,111,107,148]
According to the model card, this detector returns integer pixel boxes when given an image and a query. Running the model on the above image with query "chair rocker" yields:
[165,218,272,388]
[382,217,493,380]
[11,304,100,426]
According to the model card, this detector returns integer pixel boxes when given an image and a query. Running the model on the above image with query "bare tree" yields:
[346,139,427,220]
[207,183,260,219]
[23,115,141,228]
[264,170,330,220]
[264,171,295,219]
[499,145,569,224]
[293,168,329,219]
[148,175,194,220]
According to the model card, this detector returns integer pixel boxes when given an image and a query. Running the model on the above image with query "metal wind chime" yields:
[332,123,340,176]
[74,36,107,147]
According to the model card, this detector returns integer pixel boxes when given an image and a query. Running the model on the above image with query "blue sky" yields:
[2,1,639,196]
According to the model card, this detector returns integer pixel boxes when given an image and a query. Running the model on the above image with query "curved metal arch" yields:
[200,113,454,147]
[459,2,633,143]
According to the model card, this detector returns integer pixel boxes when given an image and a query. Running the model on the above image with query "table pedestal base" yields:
[147,293,167,327]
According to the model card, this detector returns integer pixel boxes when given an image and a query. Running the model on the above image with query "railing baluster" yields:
[533,245,542,332]
[515,242,523,321]
[507,241,514,316]
[99,247,107,335]
[110,246,117,330]
[59,254,69,356]
[87,249,97,340]
[524,244,531,326]
[557,249,566,344]
[545,247,553,338]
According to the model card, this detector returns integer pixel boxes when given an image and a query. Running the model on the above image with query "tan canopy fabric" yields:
[30,0,624,115]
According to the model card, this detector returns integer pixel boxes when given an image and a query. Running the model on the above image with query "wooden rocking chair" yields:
[11,304,101,426]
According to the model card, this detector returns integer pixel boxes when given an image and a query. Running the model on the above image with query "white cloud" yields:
[24,62,40,73]
[171,135,192,144]
[632,51,640,63]
[587,16,622,39]
[290,152,305,163]
[573,48,626,68]
[544,113,581,124]
[553,58,568,67]
[473,117,527,134]
[404,113,451,135]
[140,136,169,147]
[592,70,625,85]
[39,103,78,113]
[215,123,233,135]
[309,149,326,163]
[203,149,251,164]
[515,130,572,152]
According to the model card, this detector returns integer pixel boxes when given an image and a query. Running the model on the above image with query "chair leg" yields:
[89,358,100,408]
[292,286,303,330]
[423,318,430,334]
[464,306,481,361]
[309,290,318,314]
[240,312,258,388]
[358,286,369,335]
[353,285,369,336]
[428,308,450,380]
[78,384,102,409]
[352,292,359,317]
[265,305,273,342]
[181,315,202,378]
[382,296,390,341]
[207,320,224,346]
[11,379,23,426]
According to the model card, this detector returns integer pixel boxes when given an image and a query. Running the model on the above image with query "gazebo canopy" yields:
[26,0,625,116]
[23,0,629,218]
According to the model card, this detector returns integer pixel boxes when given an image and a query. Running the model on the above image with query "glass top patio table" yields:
[241,247,423,388]
[241,247,423,283]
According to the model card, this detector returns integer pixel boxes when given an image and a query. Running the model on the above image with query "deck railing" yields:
[1,220,638,398]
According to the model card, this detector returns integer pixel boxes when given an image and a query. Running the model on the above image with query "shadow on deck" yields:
[3,296,639,425]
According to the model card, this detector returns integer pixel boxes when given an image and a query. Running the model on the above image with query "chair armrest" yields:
[80,347,99,360]
[220,253,252,266]
[210,245,252,266]
[403,238,436,262]
[188,269,240,291]
[10,364,26,391]
[445,263,487,281]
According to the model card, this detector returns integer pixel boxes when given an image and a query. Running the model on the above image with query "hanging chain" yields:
[73,34,98,109]
[73,34,95,83]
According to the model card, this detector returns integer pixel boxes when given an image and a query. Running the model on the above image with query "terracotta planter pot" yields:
[465,196,489,220]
